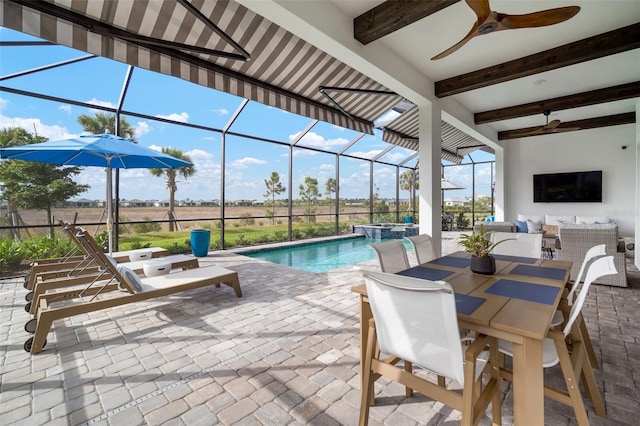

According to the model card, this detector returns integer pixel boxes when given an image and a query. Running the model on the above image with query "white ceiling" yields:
[329,0,640,134]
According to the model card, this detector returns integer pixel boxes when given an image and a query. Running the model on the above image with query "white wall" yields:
[504,124,636,237]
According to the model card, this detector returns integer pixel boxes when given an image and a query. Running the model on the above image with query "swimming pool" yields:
[244,237,414,273]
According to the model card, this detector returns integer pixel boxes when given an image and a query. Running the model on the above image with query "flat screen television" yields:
[533,170,602,203]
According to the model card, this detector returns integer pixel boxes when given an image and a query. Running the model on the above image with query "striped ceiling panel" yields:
[382,107,488,163]
[1,0,403,134]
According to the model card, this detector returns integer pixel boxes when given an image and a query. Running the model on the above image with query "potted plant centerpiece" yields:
[458,224,514,275]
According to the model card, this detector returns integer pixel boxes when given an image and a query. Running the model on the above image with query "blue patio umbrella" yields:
[0,133,193,253]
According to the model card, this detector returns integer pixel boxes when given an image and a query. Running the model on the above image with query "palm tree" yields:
[400,169,419,214]
[149,148,195,231]
[77,112,136,140]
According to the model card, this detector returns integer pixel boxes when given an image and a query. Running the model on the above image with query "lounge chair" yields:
[23,229,242,354]
[25,222,169,293]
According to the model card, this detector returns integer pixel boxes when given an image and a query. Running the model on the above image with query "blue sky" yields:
[0,27,494,203]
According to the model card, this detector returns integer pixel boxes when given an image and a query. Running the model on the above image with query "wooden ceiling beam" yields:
[354,0,461,45]
[498,112,635,140]
[436,23,640,98]
[475,81,640,124]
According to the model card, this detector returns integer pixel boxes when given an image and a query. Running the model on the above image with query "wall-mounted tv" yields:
[533,170,602,203]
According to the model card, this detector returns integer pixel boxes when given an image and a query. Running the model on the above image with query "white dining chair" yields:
[368,240,410,273]
[490,231,542,258]
[404,234,438,264]
[550,244,607,327]
[498,256,617,425]
[360,271,501,426]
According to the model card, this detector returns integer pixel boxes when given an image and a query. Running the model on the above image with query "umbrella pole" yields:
[106,166,113,255]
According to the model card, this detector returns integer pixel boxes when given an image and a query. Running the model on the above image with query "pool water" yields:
[245,237,414,273]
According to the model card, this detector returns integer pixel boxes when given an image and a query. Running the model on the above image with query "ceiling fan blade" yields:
[431,22,479,60]
[545,119,562,130]
[509,127,545,138]
[465,0,491,23]
[546,126,580,134]
[499,6,581,30]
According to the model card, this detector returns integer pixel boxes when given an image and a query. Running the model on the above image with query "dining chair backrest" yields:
[363,270,465,385]
[563,255,616,337]
[490,232,542,258]
[404,234,438,263]
[566,244,607,304]
[369,240,410,273]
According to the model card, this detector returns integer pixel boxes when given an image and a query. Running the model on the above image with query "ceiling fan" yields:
[431,0,580,60]
[510,111,580,137]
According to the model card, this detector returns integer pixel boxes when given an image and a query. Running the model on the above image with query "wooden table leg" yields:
[512,336,545,425]
[359,296,375,405]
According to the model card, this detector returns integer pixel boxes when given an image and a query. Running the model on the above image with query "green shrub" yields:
[0,239,26,272]
[236,234,248,246]
[128,240,153,250]
[274,230,287,241]
[239,213,255,226]
[167,241,190,255]
[133,217,162,233]
[94,231,109,252]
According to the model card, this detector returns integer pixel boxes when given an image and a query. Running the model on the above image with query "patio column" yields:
[635,99,640,269]
[493,147,506,221]
[418,103,442,253]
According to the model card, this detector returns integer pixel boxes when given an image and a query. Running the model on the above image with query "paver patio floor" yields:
[1,232,638,425]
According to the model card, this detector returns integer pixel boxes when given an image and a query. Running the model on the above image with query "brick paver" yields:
[1,232,638,425]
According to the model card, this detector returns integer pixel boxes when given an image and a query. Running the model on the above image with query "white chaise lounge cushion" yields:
[117,265,144,292]
[138,266,235,292]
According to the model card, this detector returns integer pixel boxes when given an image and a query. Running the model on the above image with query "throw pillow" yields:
[526,219,542,233]
[116,265,144,292]
[514,220,528,233]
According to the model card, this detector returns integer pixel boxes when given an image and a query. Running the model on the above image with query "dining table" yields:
[351,251,573,425]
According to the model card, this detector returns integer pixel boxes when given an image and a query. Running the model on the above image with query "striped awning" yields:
[382,106,488,164]
[1,0,402,134]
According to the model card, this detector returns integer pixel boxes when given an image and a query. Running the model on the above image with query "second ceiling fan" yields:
[510,110,580,137]
[432,0,581,60]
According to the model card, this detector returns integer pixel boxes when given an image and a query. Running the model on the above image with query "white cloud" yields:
[59,104,72,114]
[0,112,76,141]
[291,149,317,157]
[212,108,229,116]
[231,157,267,169]
[135,121,152,137]
[156,112,189,123]
[85,98,116,109]
[289,131,349,149]
[0,98,8,109]
[381,151,406,163]
[349,149,382,159]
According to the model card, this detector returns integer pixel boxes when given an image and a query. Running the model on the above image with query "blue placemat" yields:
[485,279,560,305]
[455,293,486,315]
[492,254,538,264]
[428,256,470,268]
[397,266,454,281]
[509,264,566,280]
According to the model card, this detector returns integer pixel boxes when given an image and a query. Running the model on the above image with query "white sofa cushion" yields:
[526,219,543,233]
[544,215,576,226]
[517,214,544,224]
[576,215,610,224]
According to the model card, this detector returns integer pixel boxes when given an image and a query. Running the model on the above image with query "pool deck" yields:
[1,231,639,425]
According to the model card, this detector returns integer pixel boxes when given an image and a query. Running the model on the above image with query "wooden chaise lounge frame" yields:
[25,221,169,292]
[25,223,189,315]
[25,229,242,354]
